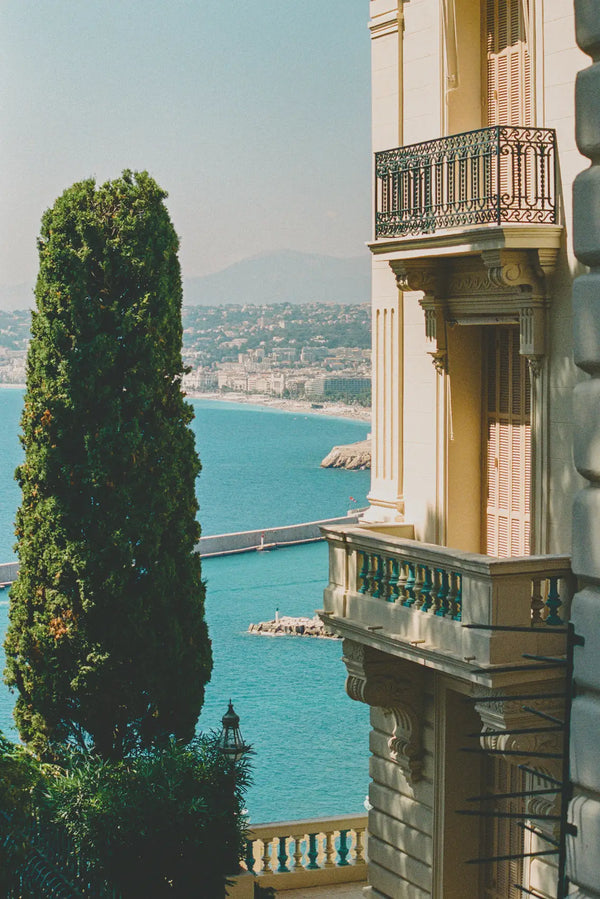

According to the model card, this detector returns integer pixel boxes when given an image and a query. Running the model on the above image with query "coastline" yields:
[185,390,372,423]
[0,383,372,424]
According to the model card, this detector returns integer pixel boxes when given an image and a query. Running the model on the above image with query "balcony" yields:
[370,127,563,372]
[229,815,368,896]
[375,126,557,240]
[321,525,574,685]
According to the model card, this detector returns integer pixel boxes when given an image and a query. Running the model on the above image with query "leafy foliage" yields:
[0,733,47,895]
[43,737,249,898]
[4,171,212,760]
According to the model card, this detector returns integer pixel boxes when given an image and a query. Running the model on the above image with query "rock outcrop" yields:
[248,615,339,639]
[321,439,371,470]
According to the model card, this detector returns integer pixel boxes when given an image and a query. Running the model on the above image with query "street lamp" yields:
[217,700,251,763]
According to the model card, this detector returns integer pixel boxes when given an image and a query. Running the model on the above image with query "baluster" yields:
[388,559,400,602]
[244,840,255,873]
[381,557,392,602]
[402,562,416,607]
[261,838,273,874]
[413,565,424,610]
[337,830,350,866]
[307,833,320,869]
[435,568,450,617]
[419,565,434,613]
[545,576,563,626]
[358,552,370,594]
[372,555,385,598]
[397,561,408,602]
[451,572,463,621]
[324,831,335,867]
[277,836,289,872]
[531,577,544,625]
[355,827,365,864]
[292,836,304,870]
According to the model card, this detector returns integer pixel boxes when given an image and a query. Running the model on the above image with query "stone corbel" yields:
[343,639,425,783]
[481,248,554,367]
[474,689,565,781]
[390,259,449,374]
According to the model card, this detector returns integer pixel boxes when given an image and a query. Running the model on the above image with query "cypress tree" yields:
[4,171,212,760]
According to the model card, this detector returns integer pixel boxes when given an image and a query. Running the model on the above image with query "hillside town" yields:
[0,303,372,404]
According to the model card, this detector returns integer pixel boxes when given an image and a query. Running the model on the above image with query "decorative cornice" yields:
[343,639,425,783]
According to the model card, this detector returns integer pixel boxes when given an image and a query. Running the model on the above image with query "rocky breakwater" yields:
[320,439,371,471]
[248,615,339,639]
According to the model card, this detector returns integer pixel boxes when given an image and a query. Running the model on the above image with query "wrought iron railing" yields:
[375,126,557,238]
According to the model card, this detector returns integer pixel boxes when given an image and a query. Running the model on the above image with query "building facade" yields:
[323,2,589,896]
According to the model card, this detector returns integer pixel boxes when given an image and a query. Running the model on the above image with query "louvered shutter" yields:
[483,758,526,898]
[485,327,531,557]
[486,0,532,127]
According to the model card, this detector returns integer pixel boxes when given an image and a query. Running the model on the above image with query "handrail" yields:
[244,814,367,888]
[375,125,557,238]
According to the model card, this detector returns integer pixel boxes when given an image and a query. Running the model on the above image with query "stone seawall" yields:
[0,514,363,582]
[197,513,361,558]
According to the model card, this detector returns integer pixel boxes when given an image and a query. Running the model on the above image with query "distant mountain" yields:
[0,250,371,312]
[182,250,370,306]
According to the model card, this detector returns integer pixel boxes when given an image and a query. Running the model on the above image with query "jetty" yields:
[196,512,362,558]
[248,614,339,639]
[0,513,365,584]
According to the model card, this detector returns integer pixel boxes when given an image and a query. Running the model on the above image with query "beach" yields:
[183,390,372,423]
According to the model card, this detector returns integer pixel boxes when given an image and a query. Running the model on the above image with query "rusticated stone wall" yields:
[569,3,600,896]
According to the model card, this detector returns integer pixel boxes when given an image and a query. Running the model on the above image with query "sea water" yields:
[0,389,371,822]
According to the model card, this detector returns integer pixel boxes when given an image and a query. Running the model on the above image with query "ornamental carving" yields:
[473,687,565,783]
[342,640,425,783]
[390,260,445,297]
[384,246,556,367]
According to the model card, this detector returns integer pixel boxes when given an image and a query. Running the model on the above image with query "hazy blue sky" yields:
[0,0,371,293]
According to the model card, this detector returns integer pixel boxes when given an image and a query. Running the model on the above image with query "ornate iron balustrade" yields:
[375,126,557,239]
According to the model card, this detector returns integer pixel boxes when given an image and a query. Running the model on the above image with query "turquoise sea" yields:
[0,388,371,823]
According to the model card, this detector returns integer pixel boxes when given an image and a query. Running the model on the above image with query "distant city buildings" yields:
[0,303,371,406]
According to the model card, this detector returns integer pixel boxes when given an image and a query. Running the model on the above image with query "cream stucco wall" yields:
[366,0,585,556]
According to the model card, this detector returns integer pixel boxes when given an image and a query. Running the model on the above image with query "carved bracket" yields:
[390,260,449,374]
[343,639,425,783]
[386,246,557,371]
[474,688,565,780]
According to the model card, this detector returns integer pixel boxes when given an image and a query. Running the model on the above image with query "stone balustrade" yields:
[321,525,575,677]
[243,814,367,890]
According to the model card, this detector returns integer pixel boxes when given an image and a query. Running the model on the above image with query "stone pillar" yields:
[569,4,600,895]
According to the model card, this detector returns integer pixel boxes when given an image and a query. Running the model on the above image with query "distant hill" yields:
[183,250,370,306]
[0,250,371,311]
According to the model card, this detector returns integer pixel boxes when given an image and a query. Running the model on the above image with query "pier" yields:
[0,512,363,585]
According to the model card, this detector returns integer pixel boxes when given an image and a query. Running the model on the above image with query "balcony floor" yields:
[281,884,367,896]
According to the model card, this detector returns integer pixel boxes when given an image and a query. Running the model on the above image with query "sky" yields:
[0,0,371,298]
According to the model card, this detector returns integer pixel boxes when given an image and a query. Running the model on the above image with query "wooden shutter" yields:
[485,327,531,557]
[486,0,532,127]
[483,758,526,898]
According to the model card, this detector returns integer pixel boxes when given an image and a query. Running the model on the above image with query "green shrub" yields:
[43,736,250,898]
